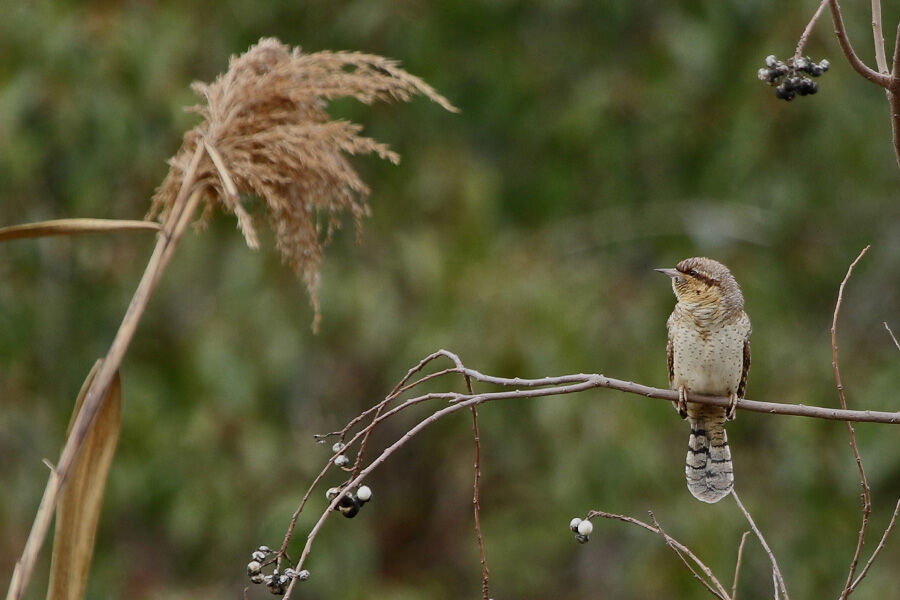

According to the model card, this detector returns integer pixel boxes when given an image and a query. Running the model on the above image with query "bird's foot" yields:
[726,393,739,421]
[673,386,688,419]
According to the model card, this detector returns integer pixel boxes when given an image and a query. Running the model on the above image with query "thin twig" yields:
[795,0,830,61]
[888,84,900,171]
[649,512,729,599]
[279,351,464,564]
[470,405,490,600]
[892,22,900,78]
[434,351,492,597]
[410,370,900,423]
[732,531,750,600]
[589,510,729,599]
[871,0,889,74]
[848,497,900,593]
[278,351,486,571]
[841,323,900,594]
[280,355,464,564]
[885,23,900,171]
[5,142,207,600]
[282,393,497,599]
[347,351,460,480]
[460,362,491,600]
[831,246,871,599]
[885,322,900,352]
[828,0,892,88]
[731,490,789,600]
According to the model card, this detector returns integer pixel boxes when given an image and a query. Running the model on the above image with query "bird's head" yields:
[655,257,743,313]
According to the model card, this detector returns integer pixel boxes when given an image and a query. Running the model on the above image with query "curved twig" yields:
[828,0,892,88]
[731,531,750,600]
[871,0,889,74]
[832,246,872,599]
[795,0,830,62]
[843,324,900,595]
[732,490,790,600]
[589,510,729,599]
[848,497,900,594]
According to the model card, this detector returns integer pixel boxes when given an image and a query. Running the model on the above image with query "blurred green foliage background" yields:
[2,1,900,598]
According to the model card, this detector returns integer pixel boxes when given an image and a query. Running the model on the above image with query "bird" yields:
[656,257,751,503]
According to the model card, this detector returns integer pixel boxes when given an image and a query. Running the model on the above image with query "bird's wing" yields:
[666,333,675,388]
[737,314,751,398]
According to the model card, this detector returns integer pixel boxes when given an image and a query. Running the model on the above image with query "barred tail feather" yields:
[685,408,733,503]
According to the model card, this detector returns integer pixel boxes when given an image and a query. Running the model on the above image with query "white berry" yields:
[357,485,372,501]
[577,520,594,536]
[569,517,582,532]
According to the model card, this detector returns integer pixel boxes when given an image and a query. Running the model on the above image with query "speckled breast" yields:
[670,317,746,396]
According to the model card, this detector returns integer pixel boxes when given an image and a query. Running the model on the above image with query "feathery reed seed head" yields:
[148,38,456,328]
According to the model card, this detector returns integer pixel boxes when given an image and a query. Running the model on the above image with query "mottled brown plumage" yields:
[657,257,751,503]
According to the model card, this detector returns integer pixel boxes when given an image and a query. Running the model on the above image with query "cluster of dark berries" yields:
[326,485,372,519]
[569,517,594,544]
[757,55,829,101]
[246,545,310,595]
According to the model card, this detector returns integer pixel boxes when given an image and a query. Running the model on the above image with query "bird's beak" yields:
[654,268,680,279]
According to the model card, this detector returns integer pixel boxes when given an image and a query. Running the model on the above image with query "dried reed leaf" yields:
[0,219,161,242]
[46,361,122,600]
[148,38,457,328]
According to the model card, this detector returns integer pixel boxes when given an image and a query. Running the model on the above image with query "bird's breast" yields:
[671,319,744,395]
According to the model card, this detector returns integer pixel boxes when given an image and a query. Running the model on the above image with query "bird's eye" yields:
[687,269,698,277]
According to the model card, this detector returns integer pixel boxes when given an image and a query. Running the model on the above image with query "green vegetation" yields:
[1,1,899,598]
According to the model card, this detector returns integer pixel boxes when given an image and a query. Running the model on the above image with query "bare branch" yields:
[848,497,900,593]
[649,511,730,599]
[885,322,900,352]
[341,366,900,426]
[459,356,491,600]
[470,405,490,600]
[841,324,900,594]
[282,393,496,599]
[795,0,830,61]
[871,0,889,73]
[589,510,730,599]
[731,531,750,600]
[828,0,892,88]
[892,22,900,77]
[831,246,872,599]
[731,490,790,600]
[890,91,900,171]
[347,352,463,480]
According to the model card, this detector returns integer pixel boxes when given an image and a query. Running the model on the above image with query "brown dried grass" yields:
[148,37,456,327]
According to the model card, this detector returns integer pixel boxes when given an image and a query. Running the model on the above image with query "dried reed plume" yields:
[148,38,457,327]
